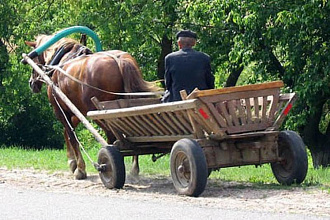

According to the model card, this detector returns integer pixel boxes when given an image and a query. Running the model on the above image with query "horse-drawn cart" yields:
[22,26,308,197]
[87,80,308,197]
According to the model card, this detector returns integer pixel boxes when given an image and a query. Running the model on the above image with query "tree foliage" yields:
[0,0,329,166]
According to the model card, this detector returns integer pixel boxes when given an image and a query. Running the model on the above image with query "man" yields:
[163,30,214,102]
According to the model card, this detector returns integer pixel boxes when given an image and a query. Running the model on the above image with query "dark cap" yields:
[176,30,197,39]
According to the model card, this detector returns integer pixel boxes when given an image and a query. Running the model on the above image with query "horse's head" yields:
[25,35,52,93]
[25,35,79,93]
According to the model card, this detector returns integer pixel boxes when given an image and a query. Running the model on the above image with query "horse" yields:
[25,35,161,180]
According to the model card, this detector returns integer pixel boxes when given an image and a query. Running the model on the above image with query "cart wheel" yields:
[271,131,308,185]
[170,138,207,197]
[98,146,126,189]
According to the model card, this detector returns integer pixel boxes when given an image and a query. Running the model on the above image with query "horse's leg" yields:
[98,122,139,176]
[131,155,140,177]
[69,116,87,180]
[64,130,77,173]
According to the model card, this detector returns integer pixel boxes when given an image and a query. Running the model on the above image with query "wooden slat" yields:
[174,111,194,133]
[227,100,240,126]
[121,117,141,136]
[160,112,182,134]
[261,96,268,122]
[134,115,156,136]
[207,102,227,128]
[187,81,284,99]
[126,117,149,136]
[253,97,260,121]
[111,119,134,137]
[268,94,279,122]
[168,111,190,134]
[245,98,253,124]
[139,115,163,135]
[218,102,233,126]
[87,99,198,120]
[236,99,247,125]
[146,114,168,135]
[151,113,173,135]
[194,88,279,104]
[127,134,195,143]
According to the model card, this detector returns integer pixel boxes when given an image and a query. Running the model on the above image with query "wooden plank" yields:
[245,98,253,124]
[218,102,233,126]
[111,119,134,137]
[273,93,297,129]
[146,114,169,135]
[268,93,280,122]
[207,102,227,128]
[93,98,161,110]
[126,116,149,136]
[187,81,284,99]
[168,111,190,134]
[151,113,173,135]
[193,88,280,104]
[174,110,194,133]
[253,96,260,122]
[225,130,279,139]
[127,134,195,143]
[134,115,156,136]
[160,112,182,134]
[261,96,268,122]
[121,117,141,136]
[87,99,198,120]
[227,123,270,134]
[236,99,247,125]
[227,100,240,126]
[139,114,163,135]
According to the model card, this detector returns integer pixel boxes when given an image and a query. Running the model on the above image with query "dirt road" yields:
[0,167,329,218]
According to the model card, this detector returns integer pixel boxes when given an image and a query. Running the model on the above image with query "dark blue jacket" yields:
[164,48,214,102]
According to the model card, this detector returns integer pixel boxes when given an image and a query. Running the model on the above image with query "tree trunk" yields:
[300,96,330,168]
[0,39,9,91]
[225,58,244,87]
[157,34,172,87]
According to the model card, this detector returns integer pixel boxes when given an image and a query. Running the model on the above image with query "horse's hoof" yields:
[74,169,87,180]
[130,168,140,178]
[68,159,77,173]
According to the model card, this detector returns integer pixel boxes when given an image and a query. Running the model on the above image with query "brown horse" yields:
[25,35,161,180]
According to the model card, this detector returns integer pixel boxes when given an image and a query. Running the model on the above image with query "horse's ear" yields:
[25,41,37,48]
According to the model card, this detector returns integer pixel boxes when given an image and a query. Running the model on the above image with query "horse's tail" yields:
[120,58,162,95]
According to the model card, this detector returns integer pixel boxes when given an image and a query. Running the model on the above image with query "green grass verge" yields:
[0,145,329,191]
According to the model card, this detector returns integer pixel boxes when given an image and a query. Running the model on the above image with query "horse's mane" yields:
[35,34,79,64]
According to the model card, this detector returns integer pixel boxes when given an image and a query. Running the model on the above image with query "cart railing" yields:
[88,98,222,142]
[185,81,296,135]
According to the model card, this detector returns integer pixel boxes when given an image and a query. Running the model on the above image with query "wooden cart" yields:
[87,81,308,197]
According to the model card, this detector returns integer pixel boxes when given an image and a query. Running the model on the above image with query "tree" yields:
[185,0,329,167]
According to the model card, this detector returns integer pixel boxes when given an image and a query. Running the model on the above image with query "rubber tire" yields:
[98,146,126,189]
[271,131,308,185]
[170,138,208,197]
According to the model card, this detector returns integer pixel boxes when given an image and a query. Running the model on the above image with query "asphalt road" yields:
[1,185,328,220]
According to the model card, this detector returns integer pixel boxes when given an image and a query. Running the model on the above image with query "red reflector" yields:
[199,108,209,119]
[283,103,293,115]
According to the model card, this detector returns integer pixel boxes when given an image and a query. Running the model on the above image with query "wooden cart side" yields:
[91,96,161,110]
[87,99,224,142]
[187,81,284,99]
[271,92,297,130]
[186,81,285,134]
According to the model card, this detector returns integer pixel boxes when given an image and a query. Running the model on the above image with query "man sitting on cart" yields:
[162,30,214,102]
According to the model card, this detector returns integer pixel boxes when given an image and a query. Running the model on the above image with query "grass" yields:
[0,145,329,191]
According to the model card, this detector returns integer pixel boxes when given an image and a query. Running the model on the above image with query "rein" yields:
[47,64,164,96]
